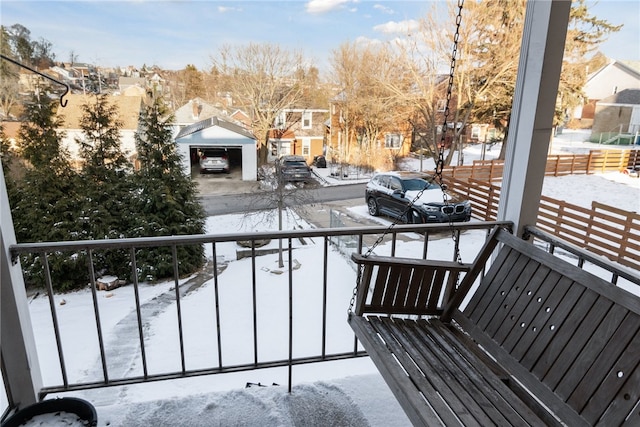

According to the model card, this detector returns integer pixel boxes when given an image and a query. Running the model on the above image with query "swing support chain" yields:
[349,0,465,315]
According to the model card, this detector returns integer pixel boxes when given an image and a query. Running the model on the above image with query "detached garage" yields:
[175,117,257,181]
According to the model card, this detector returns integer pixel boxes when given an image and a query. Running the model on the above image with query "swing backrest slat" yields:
[351,254,472,316]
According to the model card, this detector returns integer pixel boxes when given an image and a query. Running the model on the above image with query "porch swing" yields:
[346,2,640,426]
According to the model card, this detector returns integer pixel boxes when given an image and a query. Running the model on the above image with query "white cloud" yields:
[218,6,242,13]
[373,4,394,15]
[306,0,352,14]
[373,19,419,34]
[354,36,382,47]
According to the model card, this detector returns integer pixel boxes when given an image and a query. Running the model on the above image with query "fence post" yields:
[587,151,594,174]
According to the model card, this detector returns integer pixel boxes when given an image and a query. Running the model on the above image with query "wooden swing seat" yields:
[349,226,640,426]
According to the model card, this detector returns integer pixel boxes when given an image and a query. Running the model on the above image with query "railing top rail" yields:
[524,225,640,286]
[9,221,513,257]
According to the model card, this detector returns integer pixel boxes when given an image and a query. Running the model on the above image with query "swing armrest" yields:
[351,253,472,317]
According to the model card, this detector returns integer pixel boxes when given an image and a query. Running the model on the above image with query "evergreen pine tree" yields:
[76,93,135,278]
[10,94,87,290]
[132,96,205,280]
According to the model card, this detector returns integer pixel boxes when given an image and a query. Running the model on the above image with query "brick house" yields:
[267,108,328,163]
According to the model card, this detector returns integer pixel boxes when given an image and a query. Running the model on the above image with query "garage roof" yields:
[175,116,256,141]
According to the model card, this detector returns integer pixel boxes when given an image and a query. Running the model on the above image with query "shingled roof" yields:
[598,89,640,105]
[175,116,255,140]
[56,94,143,130]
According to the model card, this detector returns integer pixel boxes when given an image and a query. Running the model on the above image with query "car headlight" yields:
[421,205,439,212]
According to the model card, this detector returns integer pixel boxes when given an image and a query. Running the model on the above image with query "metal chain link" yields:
[436,0,465,266]
[349,0,465,314]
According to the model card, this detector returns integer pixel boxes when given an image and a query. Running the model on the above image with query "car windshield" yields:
[402,178,436,191]
[202,150,225,157]
[284,161,307,167]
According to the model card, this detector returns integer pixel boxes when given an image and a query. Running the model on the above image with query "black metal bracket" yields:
[1,54,70,107]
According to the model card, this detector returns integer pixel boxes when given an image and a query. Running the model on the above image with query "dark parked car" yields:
[199,148,229,173]
[365,171,471,223]
[278,155,312,182]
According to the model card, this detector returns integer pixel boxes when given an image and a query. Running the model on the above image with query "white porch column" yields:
[1,164,42,406]
[497,0,572,238]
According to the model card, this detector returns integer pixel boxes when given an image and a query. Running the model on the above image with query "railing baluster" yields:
[171,245,186,374]
[321,237,328,359]
[251,240,258,366]
[87,250,108,383]
[288,237,293,393]
[129,247,148,379]
[212,242,223,369]
[422,231,430,259]
[42,251,68,387]
[391,231,397,256]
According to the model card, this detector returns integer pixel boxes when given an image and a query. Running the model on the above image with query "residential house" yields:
[173,98,230,128]
[327,95,411,171]
[574,59,640,126]
[174,98,251,130]
[267,108,328,164]
[591,88,640,143]
[118,77,147,95]
[230,109,252,128]
[55,93,143,168]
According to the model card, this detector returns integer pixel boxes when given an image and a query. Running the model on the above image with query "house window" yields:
[302,138,311,156]
[436,99,446,112]
[471,126,481,139]
[271,140,291,156]
[385,133,403,149]
[302,111,312,129]
[280,142,291,155]
[274,111,286,128]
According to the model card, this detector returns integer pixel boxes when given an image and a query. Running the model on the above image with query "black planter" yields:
[2,397,97,427]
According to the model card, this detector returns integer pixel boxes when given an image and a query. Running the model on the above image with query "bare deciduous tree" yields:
[330,41,414,170]
[211,43,308,165]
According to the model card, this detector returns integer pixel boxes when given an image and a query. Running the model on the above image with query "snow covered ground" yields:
[5,129,639,426]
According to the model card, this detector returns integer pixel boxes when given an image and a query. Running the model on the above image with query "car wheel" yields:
[367,198,379,216]
[405,209,421,224]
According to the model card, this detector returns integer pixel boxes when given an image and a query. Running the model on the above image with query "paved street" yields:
[195,169,371,229]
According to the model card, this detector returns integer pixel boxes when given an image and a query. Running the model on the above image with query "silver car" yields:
[199,148,230,174]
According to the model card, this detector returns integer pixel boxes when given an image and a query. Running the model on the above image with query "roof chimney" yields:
[192,99,200,119]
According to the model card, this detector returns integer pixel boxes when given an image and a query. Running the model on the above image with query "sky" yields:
[2,129,639,426]
[1,0,639,73]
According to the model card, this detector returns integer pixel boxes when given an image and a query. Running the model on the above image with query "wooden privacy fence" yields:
[444,176,640,272]
[443,148,640,181]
